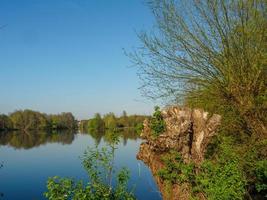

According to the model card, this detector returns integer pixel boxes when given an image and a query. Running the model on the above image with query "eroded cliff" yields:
[137,106,221,200]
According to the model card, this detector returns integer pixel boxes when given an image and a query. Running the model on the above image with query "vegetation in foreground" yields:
[44,132,136,200]
[129,0,267,199]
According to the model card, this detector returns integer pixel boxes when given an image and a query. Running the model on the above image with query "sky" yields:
[0,0,155,119]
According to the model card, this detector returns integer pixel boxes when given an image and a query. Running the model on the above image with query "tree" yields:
[9,110,25,130]
[87,113,105,134]
[129,1,266,198]
[0,114,13,130]
[103,113,118,131]
[129,0,266,137]
[8,110,76,131]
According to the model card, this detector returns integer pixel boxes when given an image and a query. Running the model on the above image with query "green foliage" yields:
[194,137,247,200]
[44,132,136,200]
[130,0,267,138]
[157,151,195,184]
[81,111,147,138]
[255,160,267,194]
[103,113,118,131]
[134,123,143,135]
[87,113,105,134]
[0,114,13,130]
[195,160,246,200]
[45,169,134,200]
[129,0,266,198]
[45,177,74,200]
[150,106,166,137]
[4,110,77,131]
[9,110,49,130]
[157,137,248,199]
[49,112,77,130]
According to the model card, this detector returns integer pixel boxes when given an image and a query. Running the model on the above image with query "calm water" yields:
[0,130,161,200]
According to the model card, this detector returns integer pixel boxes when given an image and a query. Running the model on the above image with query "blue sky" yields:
[0,0,155,119]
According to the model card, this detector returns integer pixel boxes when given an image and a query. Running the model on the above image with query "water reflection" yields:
[0,157,3,199]
[0,130,76,149]
[0,130,160,200]
[83,128,140,146]
[0,128,140,149]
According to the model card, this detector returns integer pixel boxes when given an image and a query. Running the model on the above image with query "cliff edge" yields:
[137,106,221,200]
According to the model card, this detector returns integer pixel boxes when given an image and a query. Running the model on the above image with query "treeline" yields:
[0,110,77,131]
[79,111,147,134]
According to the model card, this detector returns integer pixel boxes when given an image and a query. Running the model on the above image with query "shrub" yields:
[44,132,136,200]
[255,160,267,194]
[150,106,166,137]
[195,160,246,200]
[194,138,247,200]
[157,151,195,184]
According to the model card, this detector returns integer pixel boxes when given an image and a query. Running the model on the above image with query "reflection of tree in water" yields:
[82,128,140,146]
[0,130,76,149]
[87,129,105,145]
[120,128,139,146]
[0,153,3,199]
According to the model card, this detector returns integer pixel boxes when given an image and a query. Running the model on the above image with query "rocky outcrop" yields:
[137,106,221,200]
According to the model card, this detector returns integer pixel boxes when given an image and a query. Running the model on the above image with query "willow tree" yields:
[130,0,266,137]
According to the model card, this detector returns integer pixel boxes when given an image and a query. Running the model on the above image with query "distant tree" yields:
[48,112,76,130]
[79,120,89,132]
[9,110,24,130]
[119,110,129,128]
[60,112,76,129]
[122,110,127,118]
[103,113,118,131]
[87,113,105,134]
[0,114,13,130]
[8,110,76,131]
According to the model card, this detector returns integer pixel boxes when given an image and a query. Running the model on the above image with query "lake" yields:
[0,130,162,200]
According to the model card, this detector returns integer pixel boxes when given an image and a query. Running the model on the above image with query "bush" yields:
[157,151,195,184]
[44,132,136,200]
[255,160,267,194]
[194,138,247,200]
[150,106,166,137]
[195,160,246,200]
[134,123,144,135]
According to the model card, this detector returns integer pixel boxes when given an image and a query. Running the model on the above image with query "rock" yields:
[137,106,221,200]
[138,106,221,164]
[137,142,191,200]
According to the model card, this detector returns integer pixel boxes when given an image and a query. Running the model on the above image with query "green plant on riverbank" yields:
[130,0,266,198]
[157,139,248,200]
[157,151,195,184]
[44,132,136,200]
[150,106,166,137]
[255,160,267,194]
[194,138,247,200]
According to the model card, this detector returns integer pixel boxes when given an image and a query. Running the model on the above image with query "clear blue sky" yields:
[0,0,155,119]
